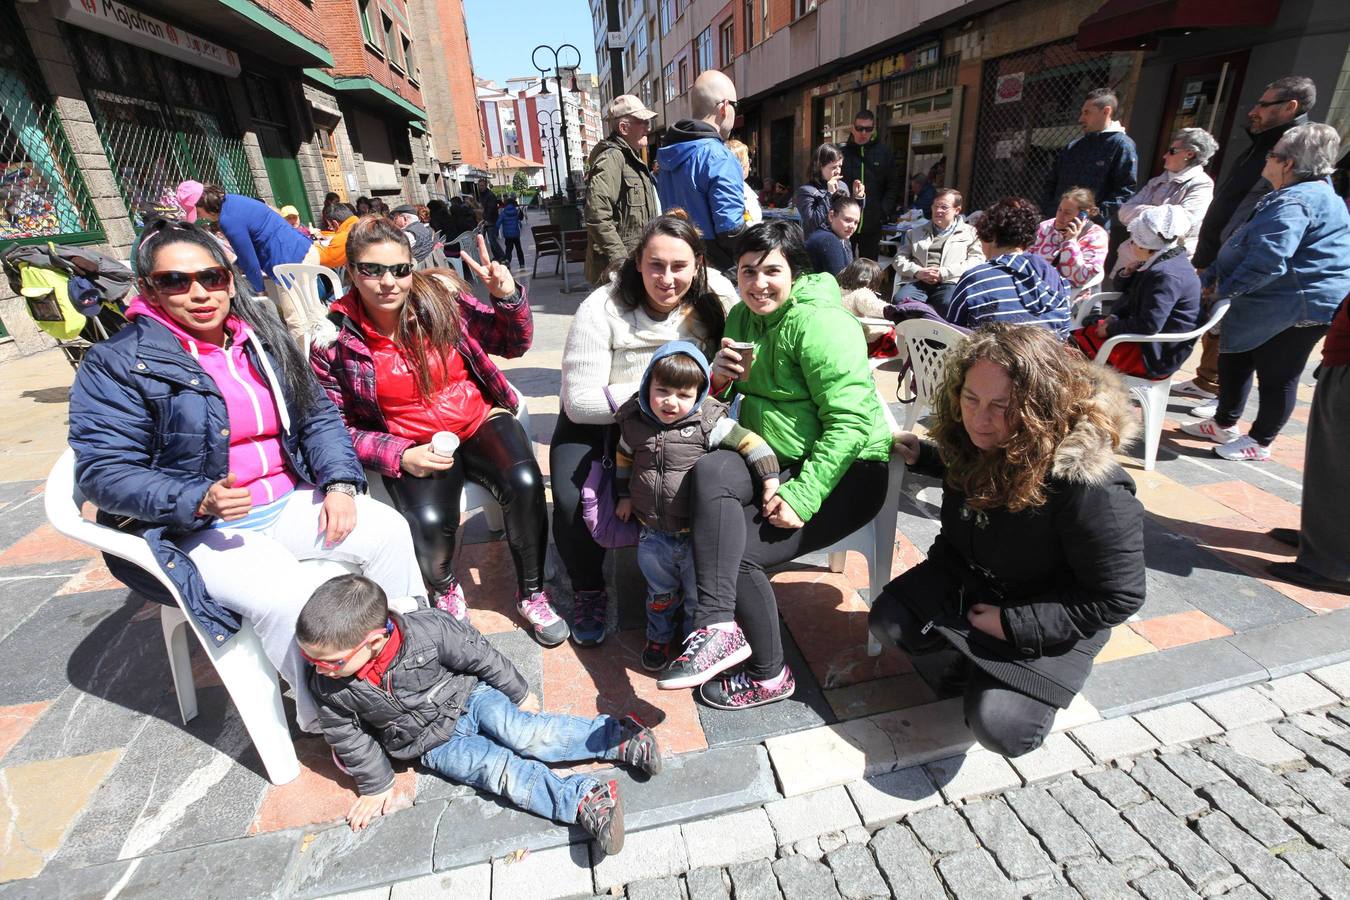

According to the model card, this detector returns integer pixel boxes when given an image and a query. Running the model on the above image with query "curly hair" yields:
[930,324,1126,512]
[974,197,1040,249]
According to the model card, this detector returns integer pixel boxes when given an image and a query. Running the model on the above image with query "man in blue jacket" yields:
[1042,89,1138,231]
[191,184,318,336]
[656,69,745,270]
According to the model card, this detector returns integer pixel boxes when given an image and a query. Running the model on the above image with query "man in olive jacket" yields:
[585,94,660,284]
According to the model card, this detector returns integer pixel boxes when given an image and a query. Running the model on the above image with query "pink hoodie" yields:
[128,296,298,508]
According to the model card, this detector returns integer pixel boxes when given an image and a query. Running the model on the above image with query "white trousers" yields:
[179,487,424,730]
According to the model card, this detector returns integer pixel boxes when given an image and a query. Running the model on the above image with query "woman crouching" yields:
[870,324,1145,756]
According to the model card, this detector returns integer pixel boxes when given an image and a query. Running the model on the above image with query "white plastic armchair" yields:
[43,449,360,784]
[876,319,967,431]
[1074,290,1119,328]
[1090,299,1231,471]
[273,263,344,352]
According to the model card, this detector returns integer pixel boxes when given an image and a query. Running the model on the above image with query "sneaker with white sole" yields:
[1180,418,1240,444]
[1172,379,1217,400]
[516,589,570,646]
[431,580,467,622]
[1188,401,1218,418]
[1214,435,1271,461]
[657,626,751,690]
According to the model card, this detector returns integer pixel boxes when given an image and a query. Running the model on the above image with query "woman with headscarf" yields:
[1069,206,1202,379]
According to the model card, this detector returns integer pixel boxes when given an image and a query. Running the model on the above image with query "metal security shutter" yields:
[969,39,1134,214]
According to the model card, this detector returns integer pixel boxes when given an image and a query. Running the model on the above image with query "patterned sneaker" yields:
[699,667,796,710]
[516,589,570,647]
[1180,418,1240,444]
[641,640,670,672]
[657,626,752,690]
[1188,400,1218,418]
[577,779,624,855]
[431,580,467,622]
[1172,379,1218,400]
[570,589,608,648]
[1214,435,1271,461]
[615,715,663,775]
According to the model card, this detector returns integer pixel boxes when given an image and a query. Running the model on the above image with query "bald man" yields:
[656,69,746,269]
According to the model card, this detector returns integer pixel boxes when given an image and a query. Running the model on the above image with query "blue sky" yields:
[463,0,598,87]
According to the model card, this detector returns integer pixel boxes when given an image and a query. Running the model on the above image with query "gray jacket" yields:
[310,610,528,795]
[893,220,984,284]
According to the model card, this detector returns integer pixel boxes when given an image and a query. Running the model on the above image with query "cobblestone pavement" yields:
[1,224,1348,896]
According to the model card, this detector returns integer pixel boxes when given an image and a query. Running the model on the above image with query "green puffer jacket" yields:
[724,273,892,520]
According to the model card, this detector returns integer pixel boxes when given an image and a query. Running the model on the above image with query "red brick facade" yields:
[313,0,425,110]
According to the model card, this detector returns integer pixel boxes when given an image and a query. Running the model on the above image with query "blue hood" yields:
[989,253,1068,318]
[638,340,711,423]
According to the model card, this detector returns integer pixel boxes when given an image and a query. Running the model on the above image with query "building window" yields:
[659,0,672,35]
[678,58,688,95]
[382,14,400,66]
[676,0,688,17]
[358,0,377,47]
[636,18,648,56]
[663,62,676,102]
[402,34,417,80]
[695,28,713,74]
[794,0,817,19]
[744,0,754,50]
[720,20,735,67]
[0,5,102,244]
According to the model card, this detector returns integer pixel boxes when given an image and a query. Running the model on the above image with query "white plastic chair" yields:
[273,263,345,351]
[1090,299,1231,471]
[881,319,967,431]
[1073,289,1118,328]
[821,382,908,656]
[43,448,357,785]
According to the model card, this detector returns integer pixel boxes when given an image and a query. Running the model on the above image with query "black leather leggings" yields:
[382,413,547,595]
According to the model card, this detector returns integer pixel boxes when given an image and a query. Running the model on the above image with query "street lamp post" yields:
[536,108,563,200]
[540,133,561,199]
[532,42,582,202]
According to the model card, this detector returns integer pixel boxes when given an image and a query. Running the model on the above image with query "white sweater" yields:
[560,269,740,424]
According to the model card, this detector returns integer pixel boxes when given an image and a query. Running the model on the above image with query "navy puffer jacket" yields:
[68,315,365,646]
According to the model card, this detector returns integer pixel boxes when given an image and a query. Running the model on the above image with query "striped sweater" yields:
[946,253,1072,338]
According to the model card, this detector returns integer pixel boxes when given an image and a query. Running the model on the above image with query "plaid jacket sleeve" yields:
[309,339,414,479]
[455,284,533,359]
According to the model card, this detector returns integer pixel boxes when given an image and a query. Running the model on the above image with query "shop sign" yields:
[55,0,241,77]
[862,41,940,83]
[995,72,1025,104]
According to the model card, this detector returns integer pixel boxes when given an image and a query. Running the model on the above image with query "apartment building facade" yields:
[591,0,667,125]
[478,74,603,198]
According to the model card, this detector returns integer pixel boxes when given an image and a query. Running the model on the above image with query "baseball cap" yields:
[176,180,204,222]
[608,95,656,121]
[278,205,299,219]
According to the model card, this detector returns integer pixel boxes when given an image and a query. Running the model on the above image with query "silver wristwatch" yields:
[325,481,358,497]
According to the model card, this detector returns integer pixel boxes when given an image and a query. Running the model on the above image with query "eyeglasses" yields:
[854,124,875,133]
[353,261,414,279]
[299,624,389,672]
[1253,98,1290,108]
[723,98,739,111]
[1164,146,1188,156]
[144,267,232,295]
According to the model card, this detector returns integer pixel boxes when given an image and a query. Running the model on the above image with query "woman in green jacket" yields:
[657,220,893,709]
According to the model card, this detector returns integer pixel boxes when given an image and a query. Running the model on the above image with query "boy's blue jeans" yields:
[637,527,698,643]
[420,684,619,823]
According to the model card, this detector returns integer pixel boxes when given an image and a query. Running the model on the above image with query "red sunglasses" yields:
[300,621,392,672]
[144,267,232,295]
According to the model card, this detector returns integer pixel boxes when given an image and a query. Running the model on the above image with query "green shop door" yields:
[257,125,313,225]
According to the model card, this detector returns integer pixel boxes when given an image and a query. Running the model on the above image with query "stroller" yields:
[1,243,133,369]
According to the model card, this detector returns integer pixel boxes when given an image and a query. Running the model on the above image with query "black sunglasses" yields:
[723,98,739,110]
[854,124,875,133]
[145,267,232,295]
[353,261,414,278]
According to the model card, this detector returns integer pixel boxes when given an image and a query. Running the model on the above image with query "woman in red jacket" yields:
[310,217,567,646]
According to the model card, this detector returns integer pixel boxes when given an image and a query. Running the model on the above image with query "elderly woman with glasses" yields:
[1113,128,1218,277]
[67,220,425,734]
[1181,123,1350,461]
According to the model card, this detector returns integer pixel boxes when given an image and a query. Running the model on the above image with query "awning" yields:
[304,70,428,125]
[116,0,333,67]
[1077,0,1281,51]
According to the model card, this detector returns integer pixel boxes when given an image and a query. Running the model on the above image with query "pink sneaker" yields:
[432,580,467,621]
[517,589,570,646]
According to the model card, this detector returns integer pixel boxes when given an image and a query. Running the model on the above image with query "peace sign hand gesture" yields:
[461,233,517,299]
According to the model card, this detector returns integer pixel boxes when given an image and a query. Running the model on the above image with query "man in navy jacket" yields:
[1043,89,1138,231]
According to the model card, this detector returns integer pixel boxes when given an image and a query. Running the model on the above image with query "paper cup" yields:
[432,431,460,456]
[728,341,755,380]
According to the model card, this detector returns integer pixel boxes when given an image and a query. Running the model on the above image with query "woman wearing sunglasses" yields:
[309,217,566,645]
[67,220,426,734]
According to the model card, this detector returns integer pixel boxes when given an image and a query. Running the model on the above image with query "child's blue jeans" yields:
[420,684,619,823]
[636,527,698,643]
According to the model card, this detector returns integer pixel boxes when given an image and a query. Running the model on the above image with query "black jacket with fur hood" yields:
[885,367,1146,707]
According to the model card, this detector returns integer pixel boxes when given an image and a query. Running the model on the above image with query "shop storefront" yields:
[968,38,1135,211]
[0,3,103,250]
[809,40,962,211]
[55,0,259,230]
